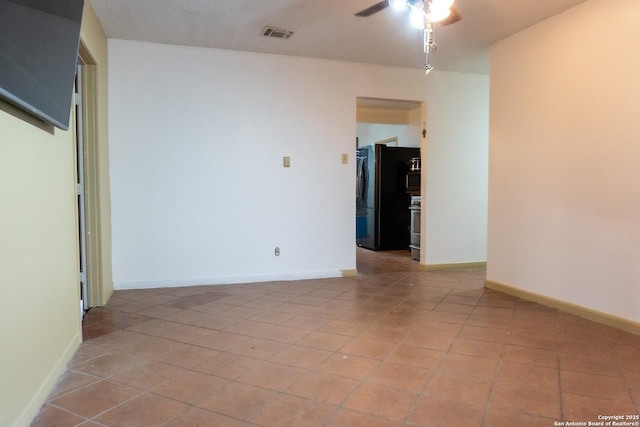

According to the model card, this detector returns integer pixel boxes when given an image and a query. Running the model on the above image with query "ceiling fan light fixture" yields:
[430,0,454,10]
[388,0,408,11]
[409,8,426,29]
[428,5,451,23]
[425,64,434,75]
[371,0,458,76]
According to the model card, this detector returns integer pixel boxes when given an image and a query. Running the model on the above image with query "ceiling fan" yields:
[355,0,462,26]
[355,0,460,75]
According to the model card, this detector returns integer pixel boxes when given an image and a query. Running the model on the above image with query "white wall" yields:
[423,72,489,265]
[488,0,640,323]
[356,110,422,148]
[108,40,489,289]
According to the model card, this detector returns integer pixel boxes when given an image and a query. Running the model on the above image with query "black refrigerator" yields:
[356,144,419,250]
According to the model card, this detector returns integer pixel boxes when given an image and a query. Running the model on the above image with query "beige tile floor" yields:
[32,249,640,426]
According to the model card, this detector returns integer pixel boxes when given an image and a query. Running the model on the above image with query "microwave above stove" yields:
[406,170,420,194]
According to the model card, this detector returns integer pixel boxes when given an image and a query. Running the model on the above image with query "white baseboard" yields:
[485,279,640,335]
[420,261,487,271]
[114,269,347,290]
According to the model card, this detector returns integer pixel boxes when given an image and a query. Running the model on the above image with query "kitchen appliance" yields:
[409,196,421,260]
[406,156,421,195]
[356,144,420,250]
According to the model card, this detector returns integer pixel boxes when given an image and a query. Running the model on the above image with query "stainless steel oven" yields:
[409,196,421,261]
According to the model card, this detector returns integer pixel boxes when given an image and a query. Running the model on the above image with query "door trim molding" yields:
[77,42,108,307]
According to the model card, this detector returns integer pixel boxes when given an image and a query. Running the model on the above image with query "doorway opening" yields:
[355,97,426,264]
[75,65,88,316]
[75,42,105,319]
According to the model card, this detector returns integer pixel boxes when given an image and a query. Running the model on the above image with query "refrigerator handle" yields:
[358,158,367,202]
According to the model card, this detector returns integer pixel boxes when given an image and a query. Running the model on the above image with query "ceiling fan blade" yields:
[354,1,389,17]
[439,4,461,25]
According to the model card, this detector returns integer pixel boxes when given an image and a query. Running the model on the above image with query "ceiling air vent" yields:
[261,26,294,39]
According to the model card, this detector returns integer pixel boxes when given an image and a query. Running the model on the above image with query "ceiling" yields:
[90,0,588,74]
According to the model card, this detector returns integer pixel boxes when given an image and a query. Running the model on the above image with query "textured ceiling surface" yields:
[91,0,588,74]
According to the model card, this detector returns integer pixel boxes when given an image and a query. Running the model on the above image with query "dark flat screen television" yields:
[0,0,84,130]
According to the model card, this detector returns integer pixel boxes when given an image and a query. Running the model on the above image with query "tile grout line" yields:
[39,256,640,427]
[557,310,565,423]
[604,323,640,417]
[471,277,507,427]
[399,275,477,426]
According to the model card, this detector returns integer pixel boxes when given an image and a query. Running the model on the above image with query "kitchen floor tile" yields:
[297,331,353,351]
[250,394,336,427]
[288,371,359,404]
[196,382,278,421]
[324,409,403,427]
[343,382,418,421]
[71,351,145,378]
[30,405,85,427]
[30,249,639,427]
[489,381,561,419]
[316,352,379,380]
[48,380,140,419]
[340,337,396,359]
[269,343,329,366]
[236,360,307,391]
[424,371,493,406]
[496,361,559,387]
[387,345,445,369]
[160,407,244,427]
[561,393,637,422]
[560,370,632,402]
[367,362,432,392]
[150,370,228,404]
[482,407,556,427]
[438,352,499,379]
[192,352,261,380]
[408,395,485,427]
[93,394,186,427]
